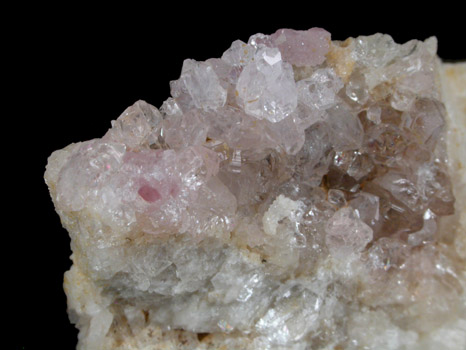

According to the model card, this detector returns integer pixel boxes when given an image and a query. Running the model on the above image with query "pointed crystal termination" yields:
[271,27,331,67]
[45,29,466,350]
[236,46,297,122]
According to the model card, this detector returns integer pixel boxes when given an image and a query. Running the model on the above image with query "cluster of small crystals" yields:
[46,28,466,349]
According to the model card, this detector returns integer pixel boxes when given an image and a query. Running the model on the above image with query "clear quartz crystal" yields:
[325,207,373,259]
[236,47,298,122]
[297,67,343,111]
[366,105,382,124]
[326,103,364,151]
[170,59,227,111]
[327,189,346,208]
[45,29,465,350]
[221,40,255,67]
[350,192,380,227]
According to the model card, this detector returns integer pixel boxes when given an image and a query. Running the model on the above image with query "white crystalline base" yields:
[54,62,466,350]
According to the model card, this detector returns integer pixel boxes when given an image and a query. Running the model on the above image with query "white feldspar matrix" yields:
[45,28,466,350]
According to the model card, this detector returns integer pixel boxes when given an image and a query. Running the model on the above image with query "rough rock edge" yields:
[440,62,466,259]
[62,61,466,350]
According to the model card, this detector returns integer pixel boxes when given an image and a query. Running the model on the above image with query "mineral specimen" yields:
[45,28,466,349]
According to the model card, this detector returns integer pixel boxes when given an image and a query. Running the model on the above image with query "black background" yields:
[13,4,465,349]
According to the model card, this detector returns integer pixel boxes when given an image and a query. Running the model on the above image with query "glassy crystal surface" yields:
[45,29,466,350]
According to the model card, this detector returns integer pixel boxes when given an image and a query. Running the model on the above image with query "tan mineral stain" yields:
[326,39,355,83]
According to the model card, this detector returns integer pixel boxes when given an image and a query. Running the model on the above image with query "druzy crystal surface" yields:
[45,28,466,349]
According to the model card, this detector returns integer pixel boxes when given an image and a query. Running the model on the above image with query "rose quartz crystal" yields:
[271,28,330,67]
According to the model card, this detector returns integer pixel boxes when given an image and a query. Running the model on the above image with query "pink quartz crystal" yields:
[138,185,161,203]
[270,28,330,67]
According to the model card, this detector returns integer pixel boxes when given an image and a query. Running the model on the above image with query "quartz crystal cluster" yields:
[45,28,466,350]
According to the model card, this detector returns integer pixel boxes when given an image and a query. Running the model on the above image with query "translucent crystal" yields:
[160,97,183,118]
[366,105,382,124]
[325,207,373,259]
[332,150,374,181]
[295,121,333,186]
[364,123,408,166]
[297,67,343,111]
[345,69,369,105]
[104,100,163,149]
[349,192,380,227]
[270,27,331,67]
[327,189,346,208]
[366,237,411,272]
[162,109,210,149]
[55,140,127,212]
[352,33,399,68]
[248,33,274,49]
[236,47,297,122]
[326,103,364,151]
[170,59,227,111]
[221,40,255,67]
[256,282,322,344]
[409,98,445,149]
[374,171,421,209]
[407,209,437,246]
